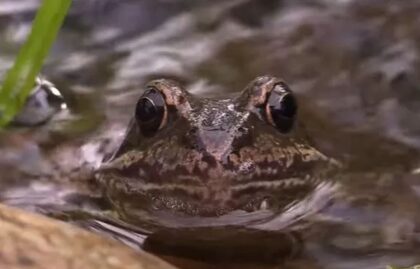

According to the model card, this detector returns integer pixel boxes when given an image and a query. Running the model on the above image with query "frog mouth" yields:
[98,165,317,216]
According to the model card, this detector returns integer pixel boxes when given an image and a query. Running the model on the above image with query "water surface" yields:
[1,1,420,268]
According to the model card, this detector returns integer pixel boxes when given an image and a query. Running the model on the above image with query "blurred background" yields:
[1,1,420,268]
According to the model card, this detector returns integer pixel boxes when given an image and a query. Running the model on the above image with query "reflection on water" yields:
[1,0,420,269]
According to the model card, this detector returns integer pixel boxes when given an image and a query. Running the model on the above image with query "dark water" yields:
[1,0,420,268]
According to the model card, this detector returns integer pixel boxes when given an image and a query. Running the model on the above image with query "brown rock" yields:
[0,204,177,269]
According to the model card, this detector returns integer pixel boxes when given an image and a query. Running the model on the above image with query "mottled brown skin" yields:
[97,76,337,217]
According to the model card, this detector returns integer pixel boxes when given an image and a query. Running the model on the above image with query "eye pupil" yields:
[271,94,296,119]
[135,88,166,136]
[137,98,157,122]
[267,90,297,133]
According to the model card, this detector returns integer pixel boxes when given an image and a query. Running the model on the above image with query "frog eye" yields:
[265,84,297,133]
[135,88,167,136]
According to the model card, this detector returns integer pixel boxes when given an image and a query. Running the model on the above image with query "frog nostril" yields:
[188,127,198,136]
[237,126,247,134]
[183,127,202,150]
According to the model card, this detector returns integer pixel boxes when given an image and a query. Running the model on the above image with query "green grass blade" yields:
[0,0,72,126]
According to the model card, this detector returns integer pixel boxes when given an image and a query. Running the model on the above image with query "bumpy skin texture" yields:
[97,76,337,216]
[0,204,176,269]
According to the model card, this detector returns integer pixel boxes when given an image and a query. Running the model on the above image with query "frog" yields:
[97,75,337,218]
[2,75,419,266]
[94,76,420,265]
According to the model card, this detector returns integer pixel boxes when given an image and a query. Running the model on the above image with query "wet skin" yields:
[96,76,338,218]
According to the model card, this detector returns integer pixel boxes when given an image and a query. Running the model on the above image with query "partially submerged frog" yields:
[2,75,419,265]
[97,76,337,218]
[95,76,420,264]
